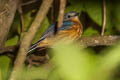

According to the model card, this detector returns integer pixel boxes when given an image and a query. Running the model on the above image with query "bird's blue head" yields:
[64,11,79,21]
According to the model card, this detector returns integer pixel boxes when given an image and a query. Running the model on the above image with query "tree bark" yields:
[79,36,120,47]
[0,0,19,47]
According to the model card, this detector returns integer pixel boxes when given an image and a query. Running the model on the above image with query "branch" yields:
[57,0,67,28]
[0,46,17,54]
[0,0,20,47]
[9,0,53,80]
[0,36,120,55]
[79,36,120,47]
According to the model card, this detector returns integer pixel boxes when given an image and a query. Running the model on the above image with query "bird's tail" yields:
[27,38,45,54]
[27,43,38,53]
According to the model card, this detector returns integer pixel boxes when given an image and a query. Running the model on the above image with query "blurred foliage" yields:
[51,42,96,80]
[49,41,120,80]
[0,0,120,80]
[0,69,1,80]
[15,41,120,80]
[18,64,52,80]
[0,56,11,80]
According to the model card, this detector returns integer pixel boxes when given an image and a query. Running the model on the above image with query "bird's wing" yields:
[28,21,73,53]
[28,24,55,53]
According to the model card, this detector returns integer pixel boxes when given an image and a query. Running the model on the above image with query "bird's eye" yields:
[67,15,71,18]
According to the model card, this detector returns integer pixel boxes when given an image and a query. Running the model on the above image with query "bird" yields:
[28,11,83,53]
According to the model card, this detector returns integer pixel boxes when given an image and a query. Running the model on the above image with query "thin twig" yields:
[9,0,53,80]
[18,5,25,43]
[18,5,24,33]
[57,0,67,28]
[21,0,37,6]
[101,0,106,36]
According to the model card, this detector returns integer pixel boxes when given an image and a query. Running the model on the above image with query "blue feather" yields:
[59,21,73,30]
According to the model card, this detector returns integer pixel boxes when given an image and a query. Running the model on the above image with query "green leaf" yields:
[0,56,11,80]
[65,2,84,14]
[82,27,99,36]
[111,1,120,31]
[84,0,102,26]
[5,35,19,46]
[24,11,34,32]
